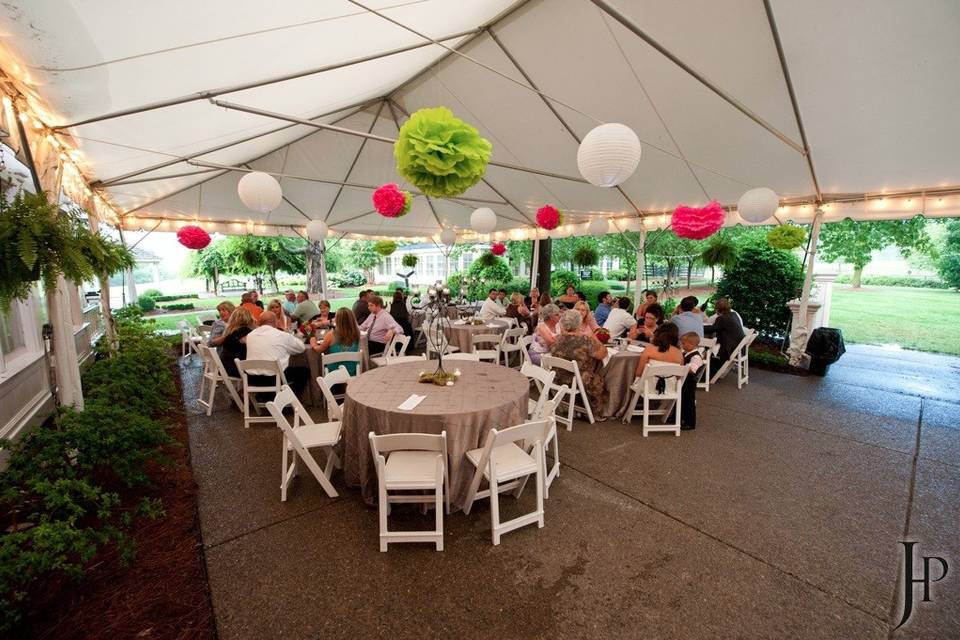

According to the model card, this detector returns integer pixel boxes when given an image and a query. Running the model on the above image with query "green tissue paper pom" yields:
[374,240,397,256]
[766,225,806,250]
[394,107,493,198]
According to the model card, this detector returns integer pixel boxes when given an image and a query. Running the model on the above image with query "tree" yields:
[599,231,639,279]
[818,218,931,288]
[213,235,306,293]
[185,243,228,294]
[938,220,960,289]
[645,230,704,290]
[716,240,803,336]
[346,240,380,284]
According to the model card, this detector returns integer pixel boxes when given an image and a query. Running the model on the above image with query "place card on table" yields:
[397,394,426,411]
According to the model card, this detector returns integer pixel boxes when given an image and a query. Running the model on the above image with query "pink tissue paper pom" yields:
[490,241,506,256]
[671,201,725,240]
[373,183,410,218]
[177,225,211,250]
[536,204,562,230]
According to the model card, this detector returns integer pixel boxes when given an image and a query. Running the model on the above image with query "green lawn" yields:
[829,285,960,355]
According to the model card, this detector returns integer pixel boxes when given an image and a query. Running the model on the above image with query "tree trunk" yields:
[255,274,264,294]
[213,266,219,296]
[268,269,280,295]
[306,240,324,293]
[536,238,552,295]
[710,266,715,283]
[686,260,693,289]
[852,266,863,288]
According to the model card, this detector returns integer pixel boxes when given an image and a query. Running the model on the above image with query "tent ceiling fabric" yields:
[0,0,957,238]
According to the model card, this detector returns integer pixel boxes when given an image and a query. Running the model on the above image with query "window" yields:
[424,254,435,278]
[0,301,28,373]
[461,253,474,271]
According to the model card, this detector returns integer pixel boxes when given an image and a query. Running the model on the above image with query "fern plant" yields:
[401,253,418,268]
[699,233,737,282]
[572,245,599,267]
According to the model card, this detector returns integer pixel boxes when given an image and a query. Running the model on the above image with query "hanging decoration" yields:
[401,253,419,268]
[394,107,492,197]
[588,216,610,236]
[176,225,211,250]
[577,123,642,187]
[766,224,806,250]
[373,240,397,256]
[671,201,726,240]
[737,187,780,223]
[490,241,507,256]
[237,171,283,213]
[372,183,413,218]
[572,245,599,267]
[536,204,563,230]
[470,207,497,234]
[306,219,328,242]
[440,227,457,246]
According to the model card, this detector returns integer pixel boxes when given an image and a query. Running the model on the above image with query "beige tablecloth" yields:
[289,334,370,406]
[442,319,508,353]
[342,361,528,509]
[602,349,642,419]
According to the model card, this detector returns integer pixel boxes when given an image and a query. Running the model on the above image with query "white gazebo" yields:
[0,0,958,401]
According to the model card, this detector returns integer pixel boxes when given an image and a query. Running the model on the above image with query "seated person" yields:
[219,307,256,377]
[636,322,684,378]
[593,291,613,326]
[525,287,541,311]
[671,296,704,337]
[239,290,263,320]
[670,332,704,431]
[529,304,561,365]
[629,303,664,342]
[352,290,372,326]
[505,292,533,333]
[478,288,507,322]
[550,310,609,420]
[704,297,746,371]
[281,290,297,316]
[573,300,599,336]
[557,285,579,309]
[635,289,658,322]
[291,291,320,324]
[389,290,413,338]
[496,289,508,307]
[266,298,291,331]
[244,311,308,397]
[602,296,637,339]
[310,307,361,376]
[207,301,236,347]
[358,295,404,355]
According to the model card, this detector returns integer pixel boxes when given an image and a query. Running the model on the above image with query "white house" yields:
[373,243,530,286]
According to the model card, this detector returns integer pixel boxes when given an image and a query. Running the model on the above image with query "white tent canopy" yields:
[1,0,958,240]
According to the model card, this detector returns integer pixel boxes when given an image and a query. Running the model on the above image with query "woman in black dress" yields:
[220,307,256,377]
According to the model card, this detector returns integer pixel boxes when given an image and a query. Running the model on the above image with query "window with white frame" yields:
[461,253,474,271]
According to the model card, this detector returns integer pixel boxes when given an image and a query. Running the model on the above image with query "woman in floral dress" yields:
[550,310,609,420]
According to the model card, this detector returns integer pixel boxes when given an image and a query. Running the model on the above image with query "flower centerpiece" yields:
[297,317,330,343]
[594,327,611,344]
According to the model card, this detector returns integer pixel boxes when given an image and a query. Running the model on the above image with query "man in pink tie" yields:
[359,295,404,355]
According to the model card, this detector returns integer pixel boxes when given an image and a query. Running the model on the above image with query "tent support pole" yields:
[589,0,804,154]
[529,235,540,291]
[635,229,646,302]
[787,209,823,366]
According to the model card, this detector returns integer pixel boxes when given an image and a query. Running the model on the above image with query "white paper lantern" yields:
[470,207,497,234]
[238,171,282,213]
[588,216,610,236]
[577,123,642,187]
[737,187,780,223]
[440,227,457,246]
[306,219,328,241]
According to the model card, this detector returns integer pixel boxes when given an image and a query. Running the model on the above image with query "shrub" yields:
[329,271,365,288]
[550,268,580,295]
[605,268,630,282]
[716,241,802,336]
[609,282,626,291]
[140,288,163,299]
[938,220,960,289]
[152,293,198,302]
[577,281,613,306]
[833,274,949,289]
[161,303,194,311]
[506,277,530,296]
[136,296,156,312]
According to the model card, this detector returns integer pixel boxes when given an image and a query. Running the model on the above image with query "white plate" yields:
[626,345,644,353]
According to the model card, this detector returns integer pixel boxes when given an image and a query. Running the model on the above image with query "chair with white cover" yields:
[696,337,719,392]
[622,363,689,436]
[540,355,595,429]
[235,359,288,428]
[463,420,547,546]
[472,333,501,364]
[177,320,202,359]
[196,345,243,415]
[368,431,449,552]
[443,352,481,362]
[370,334,411,367]
[382,354,427,365]
[316,366,351,421]
[531,387,568,498]
[498,326,528,368]
[709,329,757,389]
[266,385,341,500]
[520,362,556,420]
[321,351,362,402]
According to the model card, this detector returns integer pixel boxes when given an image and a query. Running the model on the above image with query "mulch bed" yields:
[28,362,217,640]
[749,340,809,376]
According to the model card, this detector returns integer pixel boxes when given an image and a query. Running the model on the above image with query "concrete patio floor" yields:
[180,343,958,639]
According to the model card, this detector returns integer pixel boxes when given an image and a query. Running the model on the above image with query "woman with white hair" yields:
[550,309,609,418]
[528,303,562,365]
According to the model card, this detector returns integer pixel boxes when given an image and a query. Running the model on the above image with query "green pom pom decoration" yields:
[401,253,418,268]
[401,190,413,216]
[766,224,806,250]
[374,240,397,256]
[394,107,493,198]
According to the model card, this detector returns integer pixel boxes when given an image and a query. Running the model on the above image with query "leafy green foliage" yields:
[140,289,163,299]
[373,240,396,256]
[476,252,500,269]
[818,218,931,275]
[605,268,630,281]
[328,271,366,288]
[938,220,960,289]
[401,254,418,268]
[161,303,194,311]
[0,312,175,631]
[833,274,949,289]
[550,268,580,295]
[766,225,806,250]
[716,240,803,336]
[448,256,513,299]
[572,245,599,267]
[137,296,156,312]
[699,233,738,271]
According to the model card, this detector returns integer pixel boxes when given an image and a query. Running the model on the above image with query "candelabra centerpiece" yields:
[419,279,462,386]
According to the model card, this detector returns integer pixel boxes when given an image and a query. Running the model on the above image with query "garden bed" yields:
[748,340,808,376]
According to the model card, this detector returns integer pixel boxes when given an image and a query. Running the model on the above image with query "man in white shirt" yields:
[478,288,507,322]
[245,311,308,396]
[602,297,638,339]
[359,295,404,355]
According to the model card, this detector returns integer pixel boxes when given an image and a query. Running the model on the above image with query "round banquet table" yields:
[341,361,529,510]
[602,346,644,419]
[442,319,508,353]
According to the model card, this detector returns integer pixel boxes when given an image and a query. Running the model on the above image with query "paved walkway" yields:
[179,344,958,639]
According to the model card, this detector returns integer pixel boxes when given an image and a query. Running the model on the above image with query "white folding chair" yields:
[382,355,427,365]
[443,352,481,362]
[177,320,202,359]
[235,359,288,428]
[368,431,449,552]
[424,324,460,358]
[541,355,595,429]
[196,345,243,415]
[320,351,361,402]
[697,337,719,392]
[472,333,501,364]
[517,334,534,368]
[316,366,351,421]
[710,329,757,389]
[463,420,547,546]
[501,316,519,330]
[266,385,341,500]
[623,363,689,436]
[520,362,556,420]
[532,387,567,498]
[498,326,528,368]
[196,324,213,339]
[370,334,411,367]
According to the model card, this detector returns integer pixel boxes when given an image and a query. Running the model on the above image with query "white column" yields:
[787,209,824,366]
[634,229,646,302]
[125,268,138,304]
[49,275,84,409]
[529,236,540,290]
